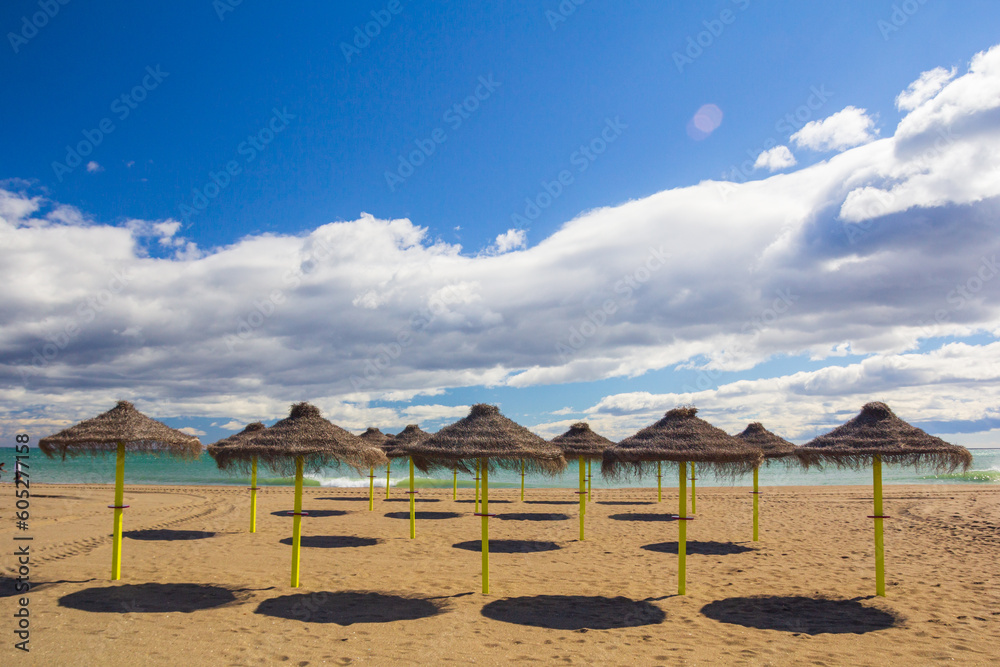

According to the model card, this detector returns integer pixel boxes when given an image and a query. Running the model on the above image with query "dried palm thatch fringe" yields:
[207,402,388,476]
[39,400,202,459]
[550,422,615,459]
[736,422,800,467]
[358,427,391,448]
[383,424,429,458]
[796,402,972,472]
[602,406,763,479]
[407,404,566,475]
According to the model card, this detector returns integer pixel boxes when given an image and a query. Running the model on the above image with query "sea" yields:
[4,447,998,489]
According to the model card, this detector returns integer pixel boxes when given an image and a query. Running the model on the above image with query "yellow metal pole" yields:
[690,462,696,514]
[291,456,303,588]
[874,454,886,597]
[409,456,416,539]
[520,460,525,501]
[369,466,375,511]
[579,455,586,541]
[657,461,662,502]
[481,460,490,594]
[385,459,391,499]
[250,456,258,533]
[587,459,592,501]
[678,461,687,596]
[752,465,759,541]
[110,441,126,580]
[453,468,457,500]
[474,460,480,514]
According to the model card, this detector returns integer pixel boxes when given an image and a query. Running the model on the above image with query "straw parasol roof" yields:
[39,400,201,459]
[551,422,615,459]
[407,404,566,474]
[383,424,430,458]
[358,427,391,449]
[796,402,972,472]
[736,422,798,463]
[602,407,763,478]
[207,402,387,476]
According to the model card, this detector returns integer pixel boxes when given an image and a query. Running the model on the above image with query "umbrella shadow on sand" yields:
[482,595,666,630]
[278,535,379,548]
[384,497,442,503]
[270,509,347,518]
[522,500,577,506]
[59,583,247,613]
[316,496,370,502]
[255,591,456,625]
[597,500,654,506]
[700,596,903,634]
[455,499,512,504]
[452,540,561,553]
[384,511,462,520]
[642,541,755,556]
[609,513,682,522]
[496,513,570,521]
[123,529,217,541]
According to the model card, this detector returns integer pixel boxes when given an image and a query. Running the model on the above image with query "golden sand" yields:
[2,483,998,665]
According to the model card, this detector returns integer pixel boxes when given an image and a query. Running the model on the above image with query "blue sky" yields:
[3,1,1000,447]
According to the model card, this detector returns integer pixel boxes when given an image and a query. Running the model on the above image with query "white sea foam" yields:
[304,475,407,488]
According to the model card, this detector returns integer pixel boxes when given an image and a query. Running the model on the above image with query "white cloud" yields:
[86,161,103,173]
[178,426,206,436]
[753,145,796,171]
[896,66,957,111]
[219,420,246,430]
[3,44,1000,441]
[791,106,879,151]
[490,228,527,254]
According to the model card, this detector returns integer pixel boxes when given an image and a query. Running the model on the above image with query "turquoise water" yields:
[5,447,998,489]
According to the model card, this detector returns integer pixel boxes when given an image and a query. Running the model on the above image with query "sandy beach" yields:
[2,482,998,665]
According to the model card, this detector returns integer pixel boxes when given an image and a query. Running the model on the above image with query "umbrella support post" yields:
[475,461,480,514]
[481,462,489,594]
[386,460,391,499]
[520,460,525,502]
[690,463,696,513]
[579,456,586,541]
[409,457,416,539]
[250,457,258,533]
[678,461,687,596]
[369,467,375,511]
[587,459,592,501]
[657,462,662,503]
[291,456,303,588]
[752,466,759,541]
[111,441,125,580]
[873,455,885,597]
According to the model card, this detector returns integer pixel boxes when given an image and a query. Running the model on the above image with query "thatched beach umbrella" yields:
[207,422,266,532]
[603,406,763,595]
[735,422,798,542]
[796,402,971,596]
[39,400,201,580]
[209,402,387,587]
[385,424,432,539]
[358,427,391,511]
[408,404,566,594]
[551,422,614,541]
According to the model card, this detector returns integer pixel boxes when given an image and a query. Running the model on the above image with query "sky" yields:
[2,1,1000,448]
